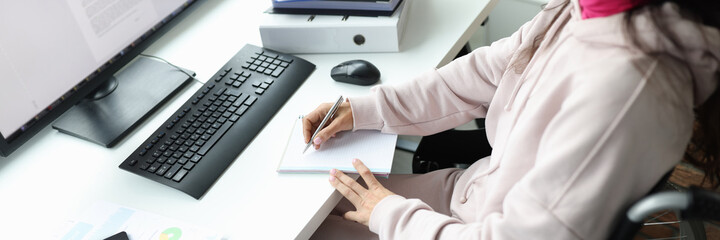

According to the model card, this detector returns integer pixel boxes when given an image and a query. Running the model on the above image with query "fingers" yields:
[303,102,354,148]
[312,120,344,149]
[343,211,362,223]
[329,169,363,206]
[352,159,381,189]
[302,104,331,144]
[332,168,368,197]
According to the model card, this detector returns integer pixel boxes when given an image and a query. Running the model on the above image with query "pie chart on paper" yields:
[159,227,182,240]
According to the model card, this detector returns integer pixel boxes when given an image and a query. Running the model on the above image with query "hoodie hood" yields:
[569,1,720,106]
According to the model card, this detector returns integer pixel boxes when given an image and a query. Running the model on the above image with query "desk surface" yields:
[0,0,495,238]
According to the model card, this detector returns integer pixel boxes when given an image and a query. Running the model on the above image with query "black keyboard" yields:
[119,44,315,199]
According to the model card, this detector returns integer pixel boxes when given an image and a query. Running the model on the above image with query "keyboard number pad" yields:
[225,71,251,88]
[243,51,292,78]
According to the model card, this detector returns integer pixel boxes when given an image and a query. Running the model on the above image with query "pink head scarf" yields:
[579,0,652,19]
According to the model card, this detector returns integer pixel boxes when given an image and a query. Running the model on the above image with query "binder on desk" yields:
[267,7,398,17]
[260,0,411,53]
[278,118,397,177]
[272,0,403,12]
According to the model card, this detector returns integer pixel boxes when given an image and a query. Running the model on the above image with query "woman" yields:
[305,0,720,239]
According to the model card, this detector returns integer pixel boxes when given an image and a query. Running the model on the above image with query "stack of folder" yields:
[270,0,403,17]
[260,0,412,53]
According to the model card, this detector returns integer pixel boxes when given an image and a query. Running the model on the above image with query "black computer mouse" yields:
[330,59,380,86]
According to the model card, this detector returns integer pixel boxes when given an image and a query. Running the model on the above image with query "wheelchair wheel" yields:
[635,181,708,240]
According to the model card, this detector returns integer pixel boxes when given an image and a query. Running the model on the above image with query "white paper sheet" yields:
[277,118,397,176]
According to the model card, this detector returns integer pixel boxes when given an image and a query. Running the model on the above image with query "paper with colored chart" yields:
[55,201,224,240]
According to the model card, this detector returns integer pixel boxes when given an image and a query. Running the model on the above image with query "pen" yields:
[304,95,344,153]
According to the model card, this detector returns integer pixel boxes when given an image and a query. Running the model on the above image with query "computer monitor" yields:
[0,0,204,157]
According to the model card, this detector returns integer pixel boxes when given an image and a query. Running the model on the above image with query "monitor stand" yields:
[52,56,194,147]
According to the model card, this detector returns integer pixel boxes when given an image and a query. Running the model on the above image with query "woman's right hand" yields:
[302,101,354,150]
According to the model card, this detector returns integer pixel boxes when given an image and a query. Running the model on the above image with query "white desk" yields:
[0,0,496,239]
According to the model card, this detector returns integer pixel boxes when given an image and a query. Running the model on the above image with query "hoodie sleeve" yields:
[367,58,695,239]
[348,8,543,135]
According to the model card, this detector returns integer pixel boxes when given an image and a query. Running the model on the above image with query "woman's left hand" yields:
[329,158,396,226]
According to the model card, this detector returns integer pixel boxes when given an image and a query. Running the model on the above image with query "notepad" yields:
[278,118,397,176]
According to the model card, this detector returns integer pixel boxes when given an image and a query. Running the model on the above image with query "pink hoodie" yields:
[348,0,719,239]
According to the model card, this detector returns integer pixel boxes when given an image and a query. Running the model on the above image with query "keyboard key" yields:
[178,146,189,153]
[156,164,170,176]
[198,122,233,155]
[264,52,278,59]
[184,162,196,170]
[148,163,161,173]
[213,88,226,96]
[189,145,200,152]
[233,94,249,107]
[200,134,210,141]
[271,68,284,77]
[245,96,257,105]
[255,88,265,95]
[236,105,249,116]
[139,163,150,170]
[128,159,138,166]
[164,164,182,179]
[278,55,293,63]
[173,169,188,182]
[190,154,202,163]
